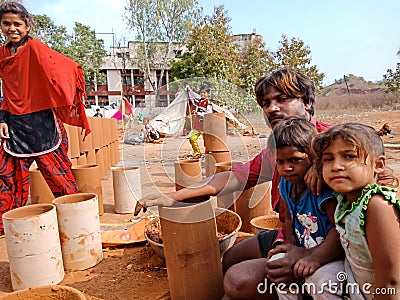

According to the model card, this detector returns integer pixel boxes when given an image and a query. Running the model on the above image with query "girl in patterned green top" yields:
[312,122,400,300]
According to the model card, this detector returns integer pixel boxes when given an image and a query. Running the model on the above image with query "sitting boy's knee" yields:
[224,268,247,299]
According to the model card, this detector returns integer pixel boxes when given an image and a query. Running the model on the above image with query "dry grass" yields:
[315,92,400,118]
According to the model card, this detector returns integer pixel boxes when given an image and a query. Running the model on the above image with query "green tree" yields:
[269,35,324,91]
[170,6,240,84]
[170,6,263,112]
[124,0,200,91]
[383,63,400,92]
[238,34,271,96]
[383,48,400,92]
[153,0,201,89]
[124,0,157,89]
[31,14,70,54]
[65,22,107,85]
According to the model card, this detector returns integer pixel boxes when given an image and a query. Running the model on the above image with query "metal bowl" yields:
[144,208,242,259]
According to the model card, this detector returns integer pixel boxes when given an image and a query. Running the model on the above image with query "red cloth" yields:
[111,98,134,120]
[0,39,90,135]
[198,98,211,108]
[192,97,213,131]
[231,119,333,243]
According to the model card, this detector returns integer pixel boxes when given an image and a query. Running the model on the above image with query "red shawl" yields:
[0,39,90,135]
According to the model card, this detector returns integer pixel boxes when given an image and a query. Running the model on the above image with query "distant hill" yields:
[321,75,384,97]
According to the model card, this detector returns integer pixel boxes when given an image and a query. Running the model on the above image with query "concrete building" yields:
[86,32,262,109]
[86,41,182,108]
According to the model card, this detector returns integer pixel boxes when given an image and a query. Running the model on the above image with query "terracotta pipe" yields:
[234,181,273,233]
[203,112,228,152]
[95,148,106,179]
[204,151,231,177]
[78,125,93,153]
[88,117,102,150]
[29,167,55,204]
[174,159,202,191]
[159,200,224,300]
[3,204,64,291]
[71,164,104,215]
[64,124,80,158]
[86,149,97,165]
[213,162,234,210]
[112,166,142,214]
[52,193,103,271]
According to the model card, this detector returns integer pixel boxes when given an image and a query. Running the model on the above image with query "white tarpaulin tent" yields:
[150,86,248,136]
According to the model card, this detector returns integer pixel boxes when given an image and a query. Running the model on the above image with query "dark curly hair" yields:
[268,116,317,158]
[255,68,316,116]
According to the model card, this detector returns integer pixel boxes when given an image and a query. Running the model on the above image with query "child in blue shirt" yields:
[266,117,344,299]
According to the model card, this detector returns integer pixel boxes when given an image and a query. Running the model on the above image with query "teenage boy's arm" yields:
[293,197,343,278]
[283,200,293,245]
[139,171,244,207]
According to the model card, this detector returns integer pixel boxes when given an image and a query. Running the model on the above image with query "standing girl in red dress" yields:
[0,2,90,235]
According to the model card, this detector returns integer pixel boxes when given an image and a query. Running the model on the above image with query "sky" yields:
[23,0,400,85]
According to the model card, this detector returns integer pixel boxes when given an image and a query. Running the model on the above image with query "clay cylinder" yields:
[29,168,55,204]
[100,118,109,147]
[112,141,121,164]
[203,112,228,152]
[86,149,97,164]
[104,145,111,170]
[3,204,64,291]
[205,151,231,177]
[159,200,224,300]
[76,154,87,166]
[71,164,104,215]
[234,181,273,233]
[174,159,202,191]
[104,118,113,146]
[214,162,235,210]
[52,193,103,271]
[101,147,109,177]
[109,142,117,166]
[112,166,142,214]
[78,126,93,153]
[95,148,106,179]
[89,117,102,150]
[110,118,119,141]
[65,124,80,158]
[70,158,78,167]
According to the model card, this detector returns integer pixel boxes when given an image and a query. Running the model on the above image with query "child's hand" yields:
[0,123,9,139]
[293,256,322,278]
[266,244,310,283]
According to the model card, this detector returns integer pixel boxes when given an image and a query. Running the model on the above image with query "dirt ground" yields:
[0,110,399,299]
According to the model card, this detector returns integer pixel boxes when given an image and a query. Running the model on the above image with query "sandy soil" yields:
[0,110,399,299]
